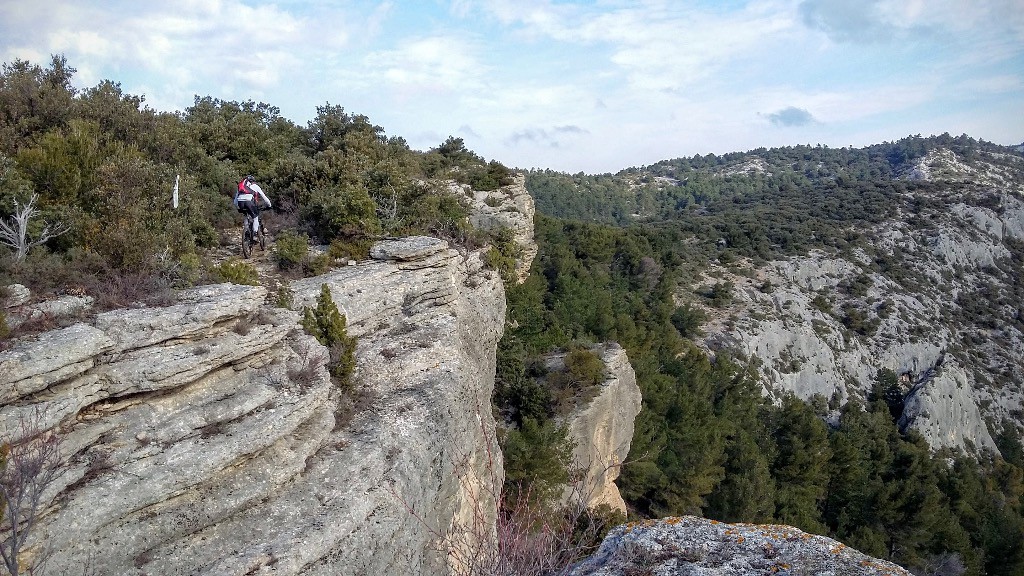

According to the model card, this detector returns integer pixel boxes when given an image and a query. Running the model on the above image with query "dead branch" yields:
[0,412,63,576]
[0,194,71,261]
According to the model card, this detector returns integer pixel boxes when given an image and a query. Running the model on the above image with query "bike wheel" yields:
[258,226,266,251]
[242,228,252,258]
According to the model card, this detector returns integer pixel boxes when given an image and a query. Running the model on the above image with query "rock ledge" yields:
[569,516,911,576]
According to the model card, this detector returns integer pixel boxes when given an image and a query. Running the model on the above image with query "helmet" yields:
[245,174,255,182]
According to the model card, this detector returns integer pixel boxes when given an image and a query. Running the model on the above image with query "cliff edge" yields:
[0,236,505,576]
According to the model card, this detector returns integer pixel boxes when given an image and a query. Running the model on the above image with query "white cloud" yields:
[2,0,355,110]
[1,0,1020,173]
[457,0,576,35]
[801,0,1024,47]
[752,81,937,125]
[464,1,797,93]
[952,74,1024,95]
[363,35,487,94]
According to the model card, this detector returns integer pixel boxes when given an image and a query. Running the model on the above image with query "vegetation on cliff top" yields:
[0,55,513,315]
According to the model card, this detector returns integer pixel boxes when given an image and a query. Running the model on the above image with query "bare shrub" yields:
[0,194,70,262]
[914,552,967,576]
[4,311,61,342]
[333,383,379,431]
[287,342,327,389]
[0,414,63,576]
[84,269,174,310]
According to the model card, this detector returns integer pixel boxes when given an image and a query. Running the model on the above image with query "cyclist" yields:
[234,175,272,237]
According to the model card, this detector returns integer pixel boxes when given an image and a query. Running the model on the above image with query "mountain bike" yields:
[241,206,270,258]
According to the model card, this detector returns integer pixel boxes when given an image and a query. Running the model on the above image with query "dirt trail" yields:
[209,228,291,293]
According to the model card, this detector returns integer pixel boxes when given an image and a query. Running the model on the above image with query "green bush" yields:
[398,187,473,243]
[274,229,308,271]
[502,417,576,506]
[301,283,357,388]
[811,293,832,313]
[300,185,380,243]
[190,220,219,248]
[467,160,514,191]
[211,259,259,285]
[174,252,203,287]
[543,346,607,414]
[328,237,374,262]
[303,253,334,277]
[273,281,294,309]
[483,227,522,284]
[704,281,734,308]
[564,347,606,388]
[671,303,707,338]
[841,303,880,336]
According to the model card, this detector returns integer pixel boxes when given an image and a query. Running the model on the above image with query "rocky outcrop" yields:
[1,283,94,330]
[559,343,641,514]
[0,236,505,576]
[899,360,995,451]
[691,152,1024,452]
[568,516,912,576]
[465,174,538,283]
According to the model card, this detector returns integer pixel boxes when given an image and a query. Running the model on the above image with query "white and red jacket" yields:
[234,180,272,208]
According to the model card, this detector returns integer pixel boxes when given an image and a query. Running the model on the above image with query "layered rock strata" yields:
[0,236,505,576]
[465,174,538,283]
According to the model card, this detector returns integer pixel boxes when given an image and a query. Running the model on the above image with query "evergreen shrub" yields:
[301,283,357,389]
[273,229,308,271]
[211,259,259,286]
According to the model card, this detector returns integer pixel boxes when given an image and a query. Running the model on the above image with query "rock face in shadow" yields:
[0,236,505,576]
[568,516,912,576]
[558,343,641,514]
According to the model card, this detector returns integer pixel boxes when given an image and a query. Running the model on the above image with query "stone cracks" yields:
[0,236,506,576]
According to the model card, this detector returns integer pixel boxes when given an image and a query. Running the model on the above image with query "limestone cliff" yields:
[0,236,505,576]
[690,148,1024,453]
[464,174,538,283]
[553,343,641,514]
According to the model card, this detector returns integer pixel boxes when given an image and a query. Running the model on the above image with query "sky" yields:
[1,0,1022,174]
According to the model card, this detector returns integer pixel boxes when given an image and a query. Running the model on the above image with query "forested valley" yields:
[2,55,1023,576]
[498,137,1024,575]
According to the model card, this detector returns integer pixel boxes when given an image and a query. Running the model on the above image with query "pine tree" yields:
[301,283,356,385]
[771,394,830,534]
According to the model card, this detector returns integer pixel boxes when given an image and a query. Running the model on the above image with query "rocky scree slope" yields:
[690,148,1024,452]
[0,236,505,576]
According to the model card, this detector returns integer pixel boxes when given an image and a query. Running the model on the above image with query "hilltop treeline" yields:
[528,134,1024,238]
[0,55,511,309]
